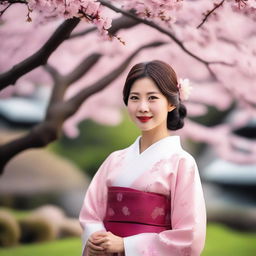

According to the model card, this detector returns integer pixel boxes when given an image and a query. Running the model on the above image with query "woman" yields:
[79,60,206,256]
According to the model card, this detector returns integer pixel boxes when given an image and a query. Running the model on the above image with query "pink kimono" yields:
[79,136,206,256]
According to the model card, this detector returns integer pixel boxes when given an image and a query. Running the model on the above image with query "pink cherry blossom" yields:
[178,78,193,101]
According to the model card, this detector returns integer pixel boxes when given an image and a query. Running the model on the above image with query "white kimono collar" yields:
[133,135,182,157]
[112,135,182,187]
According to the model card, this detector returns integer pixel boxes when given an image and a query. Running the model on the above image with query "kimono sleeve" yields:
[123,154,207,256]
[79,153,114,256]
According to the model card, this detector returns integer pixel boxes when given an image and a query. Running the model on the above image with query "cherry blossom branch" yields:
[236,0,248,9]
[44,63,61,85]
[68,27,96,39]
[108,14,139,36]
[0,0,26,4]
[67,41,167,112]
[44,64,65,104]
[65,53,103,86]
[197,0,225,29]
[0,0,27,16]
[0,18,80,89]
[45,16,140,105]
[0,0,233,83]
[69,15,139,40]
[98,0,233,80]
[0,15,138,90]
[0,40,166,174]
[0,2,11,16]
[44,52,103,109]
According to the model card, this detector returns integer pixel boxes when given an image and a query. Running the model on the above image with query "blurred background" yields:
[0,0,256,255]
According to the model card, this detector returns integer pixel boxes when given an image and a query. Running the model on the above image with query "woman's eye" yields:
[129,96,138,100]
[149,96,158,100]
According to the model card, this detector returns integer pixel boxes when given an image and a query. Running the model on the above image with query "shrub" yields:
[0,209,21,247]
[60,218,82,238]
[19,205,65,243]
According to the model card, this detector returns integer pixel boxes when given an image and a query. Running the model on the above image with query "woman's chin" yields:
[137,125,155,132]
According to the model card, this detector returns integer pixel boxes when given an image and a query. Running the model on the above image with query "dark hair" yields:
[123,60,187,130]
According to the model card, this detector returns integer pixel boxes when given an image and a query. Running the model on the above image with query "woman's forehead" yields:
[130,77,160,93]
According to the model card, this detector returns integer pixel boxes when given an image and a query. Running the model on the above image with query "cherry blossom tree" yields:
[0,0,256,174]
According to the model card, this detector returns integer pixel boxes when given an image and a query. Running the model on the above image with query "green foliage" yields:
[48,112,140,177]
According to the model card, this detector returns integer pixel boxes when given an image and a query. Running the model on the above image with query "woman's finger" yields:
[92,237,108,245]
[91,231,107,240]
[88,246,106,256]
[100,241,111,251]
[88,240,105,251]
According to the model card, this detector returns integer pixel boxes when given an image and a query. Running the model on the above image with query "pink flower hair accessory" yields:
[177,78,193,101]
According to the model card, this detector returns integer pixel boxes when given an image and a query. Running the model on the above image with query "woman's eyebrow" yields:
[130,92,160,95]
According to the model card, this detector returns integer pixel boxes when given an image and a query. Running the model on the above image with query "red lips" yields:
[137,116,152,123]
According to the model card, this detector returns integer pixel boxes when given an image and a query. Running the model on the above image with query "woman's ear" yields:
[168,104,176,112]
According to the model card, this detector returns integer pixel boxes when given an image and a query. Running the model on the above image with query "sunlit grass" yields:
[0,223,255,256]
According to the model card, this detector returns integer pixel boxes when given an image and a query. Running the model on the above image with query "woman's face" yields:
[127,77,175,133]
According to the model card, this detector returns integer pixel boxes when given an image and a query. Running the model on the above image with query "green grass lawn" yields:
[0,223,255,256]
[203,224,256,256]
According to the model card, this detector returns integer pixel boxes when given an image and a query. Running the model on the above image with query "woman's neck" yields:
[140,129,170,154]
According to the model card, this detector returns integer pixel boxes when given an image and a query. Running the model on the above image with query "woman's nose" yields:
[138,100,149,112]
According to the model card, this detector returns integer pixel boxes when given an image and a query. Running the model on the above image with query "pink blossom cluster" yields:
[27,0,112,35]
[229,0,256,9]
[177,78,192,101]
[0,1,8,11]
[114,0,183,25]
[228,0,256,20]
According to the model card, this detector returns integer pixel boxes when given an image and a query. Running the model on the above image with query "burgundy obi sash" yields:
[103,186,171,237]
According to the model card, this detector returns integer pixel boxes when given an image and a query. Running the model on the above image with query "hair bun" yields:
[167,103,187,130]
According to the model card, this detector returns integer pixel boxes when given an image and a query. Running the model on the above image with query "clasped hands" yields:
[86,231,124,256]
